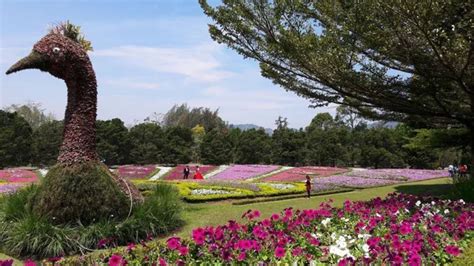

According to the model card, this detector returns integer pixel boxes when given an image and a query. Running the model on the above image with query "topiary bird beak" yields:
[5,51,47,75]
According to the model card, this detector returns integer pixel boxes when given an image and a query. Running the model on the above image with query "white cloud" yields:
[101,78,161,90]
[93,44,234,82]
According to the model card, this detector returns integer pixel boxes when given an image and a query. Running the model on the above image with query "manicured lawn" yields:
[178,177,454,237]
[3,177,473,264]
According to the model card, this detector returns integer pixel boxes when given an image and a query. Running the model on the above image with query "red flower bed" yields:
[262,166,347,182]
[116,165,157,179]
[163,165,216,180]
[0,169,38,183]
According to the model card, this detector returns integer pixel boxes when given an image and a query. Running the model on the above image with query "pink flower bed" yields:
[0,169,38,183]
[116,165,157,179]
[210,165,280,180]
[317,175,400,188]
[262,166,347,182]
[348,169,447,181]
[164,165,216,180]
[90,193,473,265]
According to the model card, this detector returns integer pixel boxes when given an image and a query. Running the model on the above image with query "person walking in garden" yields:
[305,175,312,198]
[448,164,454,177]
[183,165,190,179]
[194,165,204,180]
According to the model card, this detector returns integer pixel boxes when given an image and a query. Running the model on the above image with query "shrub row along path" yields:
[1,177,472,264]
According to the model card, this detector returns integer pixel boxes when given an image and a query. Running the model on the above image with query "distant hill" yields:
[229,124,273,135]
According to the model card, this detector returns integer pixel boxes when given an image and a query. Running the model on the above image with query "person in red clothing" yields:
[193,165,204,180]
[305,175,312,198]
[459,164,468,178]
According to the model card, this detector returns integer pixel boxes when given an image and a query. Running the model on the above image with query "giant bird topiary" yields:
[6,22,143,224]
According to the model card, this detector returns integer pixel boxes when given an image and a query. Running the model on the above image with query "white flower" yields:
[341,217,349,222]
[431,201,436,205]
[444,209,450,214]
[375,213,382,218]
[394,210,400,215]
[331,232,337,240]
[358,234,371,240]
[415,200,421,207]
[329,245,351,258]
[362,243,370,253]
[321,218,331,227]
[459,199,466,205]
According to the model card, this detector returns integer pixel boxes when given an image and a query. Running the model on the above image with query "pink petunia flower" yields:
[108,254,125,266]
[237,252,246,261]
[275,247,286,259]
[158,258,167,266]
[178,245,189,256]
[445,245,461,256]
[23,260,36,266]
[167,237,181,250]
[0,259,14,266]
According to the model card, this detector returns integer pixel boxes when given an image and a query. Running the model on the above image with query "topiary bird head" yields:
[6,21,93,80]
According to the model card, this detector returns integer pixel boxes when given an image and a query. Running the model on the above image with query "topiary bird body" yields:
[6,23,143,224]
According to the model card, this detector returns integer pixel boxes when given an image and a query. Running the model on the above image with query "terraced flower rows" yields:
[163,165,216,180]
[261,166,348,182]
[0,165,448,197]
[209,164,280,180]
[115,165,157,179]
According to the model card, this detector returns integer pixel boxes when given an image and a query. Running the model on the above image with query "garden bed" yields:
[59,193,474,265]
[115,165,159,179]
[208,164,280,180]
[261,166,348,182]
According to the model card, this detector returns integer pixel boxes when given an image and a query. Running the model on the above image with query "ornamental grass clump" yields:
[74,193,473,265]
[0,183,183,259]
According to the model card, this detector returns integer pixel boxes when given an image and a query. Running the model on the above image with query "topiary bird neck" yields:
[57,61,99,165]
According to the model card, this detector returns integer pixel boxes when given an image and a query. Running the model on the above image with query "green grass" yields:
[3,177,473,264]
[177,177,454,237]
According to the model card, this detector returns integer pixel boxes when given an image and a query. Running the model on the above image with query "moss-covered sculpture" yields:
[6,22,143,224]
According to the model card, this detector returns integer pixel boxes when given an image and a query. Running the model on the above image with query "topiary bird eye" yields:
[53,47,61,53]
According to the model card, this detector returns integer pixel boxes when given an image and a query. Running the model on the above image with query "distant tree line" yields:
[0,103,467,168]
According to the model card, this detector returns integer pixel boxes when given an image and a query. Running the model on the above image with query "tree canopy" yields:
[200,0,473,130]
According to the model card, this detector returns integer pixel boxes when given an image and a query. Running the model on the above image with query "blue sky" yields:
[0,0,335,129]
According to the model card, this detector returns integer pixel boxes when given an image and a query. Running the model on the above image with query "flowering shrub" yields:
[0,169,38,183]
[163,165,216,180]
[210,165,280,180]
[262,166,348,182]
[69,193,473,265]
